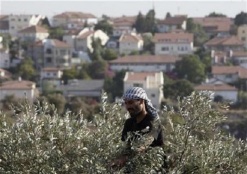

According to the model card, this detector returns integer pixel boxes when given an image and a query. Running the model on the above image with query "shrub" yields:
[0,92,247,173]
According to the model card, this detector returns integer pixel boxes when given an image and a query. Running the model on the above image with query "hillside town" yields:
[0,10,247,119]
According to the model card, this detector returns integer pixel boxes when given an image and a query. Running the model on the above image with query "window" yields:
[46,57,52,63]
[241,37,246,41]
[226,74,232,78]
[46,48,52,54]
[151,94,155,98]
[243,30,245,34]
[24,18,27,21]
[60,49,66,55]
[161,47,169,51]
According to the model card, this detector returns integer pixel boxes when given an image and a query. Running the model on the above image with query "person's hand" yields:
[136,146,148,153]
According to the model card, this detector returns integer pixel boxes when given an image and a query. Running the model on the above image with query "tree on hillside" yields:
[234,11,247,26]
[61,66,78,84]
[77,63,91,80]
[133,9,157,33]
[94,19,113,35]
[174,55,206,84]
[186,18,209,47]
[133,12,146,33]
[46,93,66,114]
[104,70,126,101]
[17,57,36,81]
[102,48,118,61]
[163,79,194,100]
[145,9,157,33]
[194,47,212,74]
[88,60,107,79]
[48,27,65,40]
[89,38,104,61]
[206,12,227,17]
[142,33,155,54]
[165,12,172,18]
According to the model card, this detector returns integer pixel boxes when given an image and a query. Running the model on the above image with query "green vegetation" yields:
[0,92,247,173]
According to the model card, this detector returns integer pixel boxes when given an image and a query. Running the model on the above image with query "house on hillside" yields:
[0,15,9,35]
[211,50,247,68]
[0,48,10,69]
[237,24,247,48]
[119,33,143,54]
[153,31,193,55]
[204,36,244,51]
[192,17,233,37]
[123,71,164,108]
[110,15,136,37]
[75,28,109,52]
[57,79,104,100]
[8,14,45,37]
[52,11,98,29]
[18,25,49,41]
[109,54,180,72]
[194,79,238,102]
[211,65,247,84]
[28,39,71,69]
[0,80,38,102]
[156,15,187,33]
[40,67,63,93]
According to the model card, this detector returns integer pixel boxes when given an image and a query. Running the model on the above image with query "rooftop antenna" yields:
[177,6,180,15]
[152,0,155,11]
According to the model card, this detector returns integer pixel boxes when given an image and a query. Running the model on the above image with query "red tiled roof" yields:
[153,32,193,43]
[119,33,142,42]
[111,15,136,27]
[18,25,48,33]
[126,72,156,81]
[232,51,247,57]
[0,80,35,90]
[195,83,237,91]
[192,17,233,32]
[52,39,70,48]
[205,36,244,46]
[109,55,180,64]
[0,15,8,21]
[77,30,94,39]
[158,15,187,25]
[212,66,247,79]
[212,65,241,74]
[53,12,96,19]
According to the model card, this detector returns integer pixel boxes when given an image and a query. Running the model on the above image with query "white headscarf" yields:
[122,87,159,120]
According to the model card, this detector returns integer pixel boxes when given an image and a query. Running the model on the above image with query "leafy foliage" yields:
[94,19,113,35]
[174,55,206,84]
[186,18,209,47]
[234,11,247,26]
[206,12,227,17]
[1,92,247,173]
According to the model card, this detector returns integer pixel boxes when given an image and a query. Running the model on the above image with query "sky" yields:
[0,0,246,19]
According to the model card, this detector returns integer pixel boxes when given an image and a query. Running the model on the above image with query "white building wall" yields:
[0,89,34,101]
[110,63,175,72]
[155,42,193,55]
[214,74,239,83]
[214,91,238,102]
[63,35,76,48]
[0,51,10,68]
[9,14,41,37]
